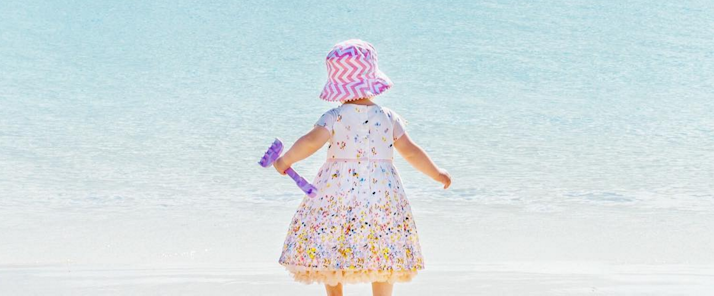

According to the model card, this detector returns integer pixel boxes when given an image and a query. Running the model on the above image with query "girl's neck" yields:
[342,98,376,106]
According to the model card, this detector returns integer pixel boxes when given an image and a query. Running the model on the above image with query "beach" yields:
[1,0,714,294]
[2,199,713,295]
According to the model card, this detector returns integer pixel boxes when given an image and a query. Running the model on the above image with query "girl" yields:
[274,39,451,296]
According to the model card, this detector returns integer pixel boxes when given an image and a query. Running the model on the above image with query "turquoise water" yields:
[2,4,714,291]
[1,0,712,210]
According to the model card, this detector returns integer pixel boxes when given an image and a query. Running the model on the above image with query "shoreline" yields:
[2,262,713,295]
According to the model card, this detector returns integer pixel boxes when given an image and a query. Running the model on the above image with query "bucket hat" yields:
[319,39,393,102]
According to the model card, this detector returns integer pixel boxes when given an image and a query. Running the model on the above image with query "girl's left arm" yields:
[273,127,331,175]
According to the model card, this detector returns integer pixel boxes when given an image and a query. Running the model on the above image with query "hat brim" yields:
[319,70,393,103]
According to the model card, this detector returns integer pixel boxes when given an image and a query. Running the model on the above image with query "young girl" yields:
[274,39,451,296]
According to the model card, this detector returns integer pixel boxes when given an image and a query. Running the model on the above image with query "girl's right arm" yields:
[273,126,331,175]
[394,133,452,189]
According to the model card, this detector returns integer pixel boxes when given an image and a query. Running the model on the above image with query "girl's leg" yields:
[324,283,343,296]
[371,281,394,296]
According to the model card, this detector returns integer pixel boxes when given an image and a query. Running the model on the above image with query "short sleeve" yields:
[314,109,337,134]
[392,111,407,141]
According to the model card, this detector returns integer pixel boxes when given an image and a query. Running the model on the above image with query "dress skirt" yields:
[278,159,424,285]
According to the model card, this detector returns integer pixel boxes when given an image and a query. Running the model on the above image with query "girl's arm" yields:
[273,126,331,175]
[394,133,452,189]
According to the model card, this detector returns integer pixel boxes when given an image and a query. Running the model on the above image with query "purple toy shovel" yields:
[258,138,317,198]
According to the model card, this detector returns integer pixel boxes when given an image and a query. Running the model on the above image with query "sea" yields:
[1,0,713,295]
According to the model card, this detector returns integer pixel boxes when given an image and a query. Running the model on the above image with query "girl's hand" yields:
[435,168,451,189]
[273,157,290,175]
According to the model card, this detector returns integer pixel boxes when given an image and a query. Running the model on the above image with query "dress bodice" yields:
[315,104,406,161]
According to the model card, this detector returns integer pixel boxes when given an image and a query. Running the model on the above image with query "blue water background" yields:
[1,0,713,211]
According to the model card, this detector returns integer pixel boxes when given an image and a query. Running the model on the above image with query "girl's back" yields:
[316,104,405,162]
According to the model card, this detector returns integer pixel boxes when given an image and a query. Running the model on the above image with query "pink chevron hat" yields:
[319,39,393,102]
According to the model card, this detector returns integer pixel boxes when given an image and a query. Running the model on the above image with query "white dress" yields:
[278,103,425,285]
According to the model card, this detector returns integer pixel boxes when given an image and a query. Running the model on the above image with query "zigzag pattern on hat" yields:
[320,40,392,102]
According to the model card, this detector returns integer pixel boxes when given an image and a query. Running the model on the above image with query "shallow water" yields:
[1,0,713,294]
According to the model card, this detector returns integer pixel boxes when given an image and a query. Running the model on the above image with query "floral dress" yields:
[278,103,425,285]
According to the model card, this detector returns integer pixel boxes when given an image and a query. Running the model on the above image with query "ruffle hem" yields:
[282,264,418,286]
